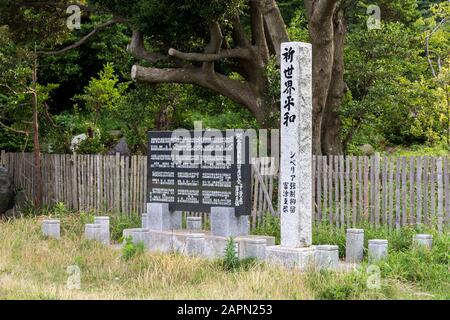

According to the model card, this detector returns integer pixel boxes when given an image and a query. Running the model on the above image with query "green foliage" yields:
[253,214,281,245]
[74,63,130,124]
[110,214,141,241]
[305,269,396,300]
[341,0,450,152]
[74,134,110,154]
[92,0,245,49]
[312,223,347,258]
[122,236,145,261]
[391,143,450,156]
[380,232,450,298]
[222,237,240,271]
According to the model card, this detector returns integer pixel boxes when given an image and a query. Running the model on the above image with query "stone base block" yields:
[85,224,102,242]
[413,234,433,249]
[210,207,249,237]
[42,219,60,239]
[94,216,110,246]
[368,239,388,263]
[141,213,148,229]
[315,245,339,271]
[266,245,340,271]
[186,216,202,231]
[346,228,364,263]
[266,246,316,271]
[146,203,182,231]
[122,228,275,260]
[185,234,206,256]
[130,228,150,248]
[241,238,267,260]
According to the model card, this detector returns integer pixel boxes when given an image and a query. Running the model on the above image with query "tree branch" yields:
[0,119,29,135]
[260,0,289,60]
[250,0,266,47]
[425,18,447,78]
[131,65,257,115]
[202,21,224,73]
[37,18,125,56]
[231,15,249,47]
[127,29,166,63]
[168,47,250,62]
[307,0,340,24]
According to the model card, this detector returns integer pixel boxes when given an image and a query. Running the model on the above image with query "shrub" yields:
[222,237,240,271]
[110,213,141,241]
[122,236,145,261]
[253,214,281,245]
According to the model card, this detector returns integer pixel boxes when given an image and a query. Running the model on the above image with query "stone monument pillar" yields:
[266,42,338,271]
[279,42,313,248]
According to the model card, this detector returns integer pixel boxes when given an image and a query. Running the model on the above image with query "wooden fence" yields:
[1,151,449,230]
[0,151,148,215]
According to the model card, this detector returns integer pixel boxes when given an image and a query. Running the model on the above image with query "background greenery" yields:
[0,0,448,155]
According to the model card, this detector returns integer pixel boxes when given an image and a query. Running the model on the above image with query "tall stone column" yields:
[279,42,313,248]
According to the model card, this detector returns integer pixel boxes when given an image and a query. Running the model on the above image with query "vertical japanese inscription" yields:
[280,42,313,247]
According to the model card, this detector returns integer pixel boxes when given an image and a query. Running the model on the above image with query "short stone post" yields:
[185,234,205,256]
[413,234,433,249]
[243,238,267,260]
[346,229,364,263]
[141,213,148,229]
[85,224,102,242]
[315,245,339,271]
[147,203,182,230]
[42,219,60,239]
[210,207,249,237]
[186,216,202,231]
[368,239,388,263]
[94,216,110,245]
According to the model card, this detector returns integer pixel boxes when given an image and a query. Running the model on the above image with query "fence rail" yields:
[1,151,449,230]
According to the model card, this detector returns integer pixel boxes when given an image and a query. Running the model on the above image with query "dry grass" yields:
[0,217,437,300]
[0,217,313,300]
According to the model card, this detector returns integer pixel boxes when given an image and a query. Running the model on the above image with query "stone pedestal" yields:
[42,219,60,239]
[368,239,388,263]
[346,229,364,263]
[85,224,102,242]
[266,246,315,271]
[94,216,110,245]
[210,207,249,237]
[315,245,339,271]
[141,213,148,229]
[413,234,433,249]
[122,228,274,260]
[146,202,182,231]
[186,216,202,231]
[242,238,267,260]
[185,234,206,256]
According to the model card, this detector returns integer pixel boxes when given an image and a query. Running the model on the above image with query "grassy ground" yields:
[0,212,448,300]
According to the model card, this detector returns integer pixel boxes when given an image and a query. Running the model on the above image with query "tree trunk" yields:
[321,8,347,155]
[306,0,346,155]
[32,52,42,208]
